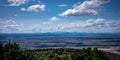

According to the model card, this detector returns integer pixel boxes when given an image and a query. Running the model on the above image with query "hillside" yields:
[0,43,120,60]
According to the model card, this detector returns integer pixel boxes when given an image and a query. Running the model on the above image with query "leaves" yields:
[0,43,109,60]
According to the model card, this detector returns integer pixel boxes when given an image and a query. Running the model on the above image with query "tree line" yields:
[0,42,118,60]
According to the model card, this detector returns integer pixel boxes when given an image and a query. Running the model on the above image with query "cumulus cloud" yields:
[56,23,82,30]
[58,4,68,7]
[85,18,120,28]
[8,0,28,6]
[1,19,16,25]
[0,18,119,33]
[21,8,26,11]
[106,20,120,27]
[43,17,59,24]
[0,19,23,33]
[53,18,120,32]
[3,25,21,31]
[0,19,41,33]
[50,17,59,22]
[27,4,45,12]
[85,18,106,27]
[59,0,110,16]
[21,4,45,12]
[20,25,42,33]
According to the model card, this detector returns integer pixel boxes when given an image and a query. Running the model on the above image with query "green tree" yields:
[3,43,21,60]
[0,43,4,60]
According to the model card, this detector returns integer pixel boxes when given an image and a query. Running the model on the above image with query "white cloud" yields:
[27,4,45,12]
[84,18,120,28]
[52,18,120,32]
[85,18,106,27]
[20,25,41,33]
[50,17,59,22]
[59,0,110,16]
[56,23,82,30]
[3,25,21,31]
[1,19,16,25]
[21,8,26,11]
[21,4,45,12]
[0,19,23,33]
[8,0,28,6]
[58,4,68,7]
[0,18,120,33]
[43,17,59,24]
[106,20,120,27]
[0,19,41,33]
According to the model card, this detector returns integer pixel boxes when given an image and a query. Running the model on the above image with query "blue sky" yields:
[0,0,120,33]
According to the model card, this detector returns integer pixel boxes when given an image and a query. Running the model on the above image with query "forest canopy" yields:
[0,42,119,60]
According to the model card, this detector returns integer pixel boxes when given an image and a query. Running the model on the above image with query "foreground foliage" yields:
[0,43,118,60]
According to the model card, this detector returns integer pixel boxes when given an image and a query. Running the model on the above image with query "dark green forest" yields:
[0,43,120,60]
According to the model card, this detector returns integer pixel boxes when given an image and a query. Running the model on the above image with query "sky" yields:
[0,0,120,33]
